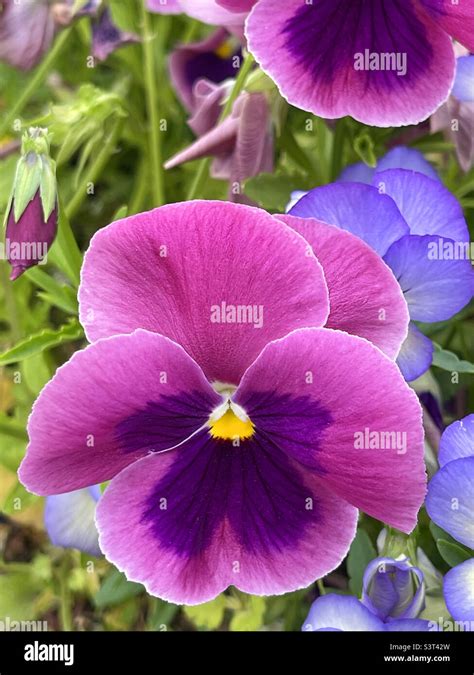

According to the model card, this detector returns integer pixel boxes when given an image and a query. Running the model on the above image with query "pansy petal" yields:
[303,595,384,632]
[439,415,474,467]
[19,330,220,495]
[396,323,434,382]
[377,147,439,182]
[246,0,455,126]
[383,235,474,322]
[425,457,474,549]
[338,163,374,184]
[452,56,474,103]
[45,487,101,557]
[443,559,474,623]
[79,202,329,385]
[289,183,409,257]
[278,214,409,359]
[385,619,437,631]
[420,0,474,51]
[373,169,469,242]
[217,0,256,11]
[97,432,358,605]
[235,328,426,532]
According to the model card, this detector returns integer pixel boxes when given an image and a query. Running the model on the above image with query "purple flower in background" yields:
[4,128,58,280]
[165,90,273,202]
[338,146,440,185]
[361,557,425,621]
[431,55,474,172]
[91,7,139,62]
[169,28,240,111]
[244,0,474,126]
[426,415,474,625]
[45,486,102,557]
[304,556,433,631]
[0,0,57,70]
[19,201,425,605]
[289,157,474,382]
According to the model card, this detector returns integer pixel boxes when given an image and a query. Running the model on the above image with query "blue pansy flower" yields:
[289,149,474,382]
[303,555,434,632]
[426,415,474,625]
[45,486,102,557]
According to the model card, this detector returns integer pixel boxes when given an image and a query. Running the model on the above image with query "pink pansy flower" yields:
[148,0,248,25]
[19,201,424,605]
[216,0,474,127]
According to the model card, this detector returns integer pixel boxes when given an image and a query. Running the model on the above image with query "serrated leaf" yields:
[436,540,472,568]
[347,528,377,595]
[0,319,83,366]
[432,343,474,374]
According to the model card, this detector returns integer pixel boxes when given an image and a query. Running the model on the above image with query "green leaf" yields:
[347,528,377,595]
[0,572,44,622]
[94,568,144,609]
[0,319,83,366]
[3,479,40,514]
[26,266,78,316]
[436,540,472,568]
[184,595,227,630]
[432,343,474,373]
[244,173,304,211]
[0,415,28,441]
[353,132,377,168]
[229,596,266,632]
[22,352,51,395]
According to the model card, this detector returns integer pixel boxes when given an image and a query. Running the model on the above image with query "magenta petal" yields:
[19,330,220,495]
[235,328,426,532]
[420,0,474,51]
[79,202,329,385]
[96,445,357,604]
[246,0,455,126]
[217,0,256,11]
[278,215,409,359]
[178,0,248,25]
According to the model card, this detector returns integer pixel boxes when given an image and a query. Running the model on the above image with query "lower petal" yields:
[443,560,474,623]
[97,432,357,604]
[396,323,434,382]
[303,595,384,632]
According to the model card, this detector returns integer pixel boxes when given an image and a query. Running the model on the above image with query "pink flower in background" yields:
[19,201,425,605]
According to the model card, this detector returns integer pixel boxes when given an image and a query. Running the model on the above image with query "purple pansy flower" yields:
[361,557,425,621]
[91,7,139,62]
[241,0,474,127]
[169,28,240,112]
[431,54,474,172]
[45,486,102,557]
[426,415,474,624]
[165,90,273,202]
[19,201,425,605]
[289,165,474,382]
[338,146,440,185]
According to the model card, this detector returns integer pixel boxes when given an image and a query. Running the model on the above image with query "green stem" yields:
[1,263,21,341]
[49,198,83,287]
[65,117,124,222]
[58,556,73,632]
[0,29,72,139]
[186,52,255,201]
[141,6,165,206]
[330,119,346,181]
[316,579,326,596]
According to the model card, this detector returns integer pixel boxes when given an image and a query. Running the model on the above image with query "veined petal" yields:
[376,147,439,181]
[303,595,384,632]
[420,0,474,51]
[97,432,357,604]
[443,559,474,623]
[246,0,455,126]
[289,183,409,257]
[45,487,101,557]
[278,214,409,359]
[425,457,474,549]
[235,328,426,532]
[396,323,434,382]
[19,330,220,495]
[439,415,474,468]
[79,202,329,385]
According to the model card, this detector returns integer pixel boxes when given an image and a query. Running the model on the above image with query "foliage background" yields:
[0,0,473,631]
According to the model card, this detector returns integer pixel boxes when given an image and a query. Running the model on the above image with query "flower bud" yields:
[361,556,425,621]
[4,128,58,280]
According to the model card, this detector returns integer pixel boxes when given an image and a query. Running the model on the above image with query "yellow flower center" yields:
[209,402,254,441]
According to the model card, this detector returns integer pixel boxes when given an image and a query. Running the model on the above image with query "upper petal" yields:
[452,56,474,103]
[289,182,409,257]
[246,0,455,126]
[396,323,434,382]
[235,328,426,532]
[79,201,329,385]
[19,330,220,495]
[439,415,474,467]
[419,0,474,51]
[278,214,409,359]
[373,169,469,242]
[443,559,474,623]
